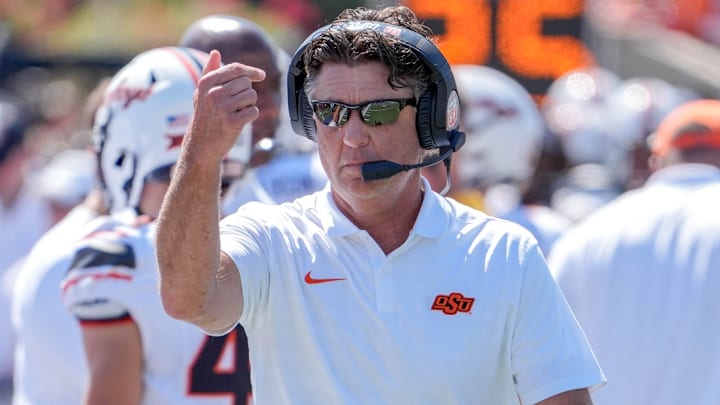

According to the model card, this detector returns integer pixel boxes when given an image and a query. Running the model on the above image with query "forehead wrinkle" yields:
[311,63,411,104]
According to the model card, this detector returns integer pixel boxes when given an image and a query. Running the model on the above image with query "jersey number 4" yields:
[188,325,252,404]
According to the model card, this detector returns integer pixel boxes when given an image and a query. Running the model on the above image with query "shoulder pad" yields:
[69,238,136,270]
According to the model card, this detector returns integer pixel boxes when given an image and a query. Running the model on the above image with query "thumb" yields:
[202,50,222,75]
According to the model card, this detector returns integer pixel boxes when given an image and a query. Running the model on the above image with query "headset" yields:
[287,20,463,153]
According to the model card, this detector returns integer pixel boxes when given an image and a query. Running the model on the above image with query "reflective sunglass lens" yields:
[361,101,401,125]
[314,103,344,126]
[311,98,413,128]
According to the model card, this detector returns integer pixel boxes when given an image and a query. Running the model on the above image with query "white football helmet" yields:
[452,64,544,189]
[93,46,209,214]
[608,76,700,143]
[542,66,635,183]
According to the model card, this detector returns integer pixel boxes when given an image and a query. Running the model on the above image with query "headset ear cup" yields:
[299,91,317,142]
[415,90,436,149]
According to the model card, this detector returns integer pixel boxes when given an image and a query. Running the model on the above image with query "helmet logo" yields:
[382,26,402,36]
[446,90,460,130]
[166,134,184,150]
[105,75,157,109]
[167,114,190,128]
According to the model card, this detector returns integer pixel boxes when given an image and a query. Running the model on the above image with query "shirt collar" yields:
[646,163,720,187]
[316,177,450,239]
[411,177,450,238]
[316,183,355,238]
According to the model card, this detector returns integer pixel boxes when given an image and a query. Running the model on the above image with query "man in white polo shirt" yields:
[549,98,720,405]
[156,5,605,404]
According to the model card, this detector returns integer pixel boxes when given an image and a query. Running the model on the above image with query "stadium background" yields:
[1,0,720,403]
[1,0,720,113]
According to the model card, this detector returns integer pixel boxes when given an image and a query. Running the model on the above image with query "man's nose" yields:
[341,111,370,148]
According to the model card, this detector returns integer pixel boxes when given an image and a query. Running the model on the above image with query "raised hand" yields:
[186,49,266,163]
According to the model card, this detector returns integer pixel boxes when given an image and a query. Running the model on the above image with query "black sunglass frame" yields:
[310,97,416,127]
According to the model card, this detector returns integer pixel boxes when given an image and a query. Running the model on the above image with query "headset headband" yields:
[287,20,460,149]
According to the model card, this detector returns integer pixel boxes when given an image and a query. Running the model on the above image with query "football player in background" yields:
[549,99,720,405]
[423,65,571,255]
[58,46,252,404]
[10,144,102,405]
[180,14,326,214]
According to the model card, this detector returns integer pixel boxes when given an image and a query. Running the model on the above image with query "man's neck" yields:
[332,184,423,255]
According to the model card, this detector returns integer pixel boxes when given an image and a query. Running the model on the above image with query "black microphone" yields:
[361,130,466,181]
[361,147,453,180]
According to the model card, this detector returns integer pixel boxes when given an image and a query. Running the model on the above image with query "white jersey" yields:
[11,205,99,405]
[219,181,605,404]
[222,169,276,215]
[0,186,53,275]
[550,163,623,223]
[0,188,53,380]
[500,204,571,257]
[222,151,327,215]
[254,150,327,204]
[548,164,720,405]
[484,184,571,256]
[62,213,251,405]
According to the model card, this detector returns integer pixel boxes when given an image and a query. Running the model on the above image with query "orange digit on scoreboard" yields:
[497,0,594,77]
[403,0,596,97]
[404,0,491,65]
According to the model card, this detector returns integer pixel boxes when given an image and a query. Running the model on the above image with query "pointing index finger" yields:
[206,62,266,86]
[242,64,266,82]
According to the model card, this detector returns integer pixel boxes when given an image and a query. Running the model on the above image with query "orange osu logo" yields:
[431,292,475,315]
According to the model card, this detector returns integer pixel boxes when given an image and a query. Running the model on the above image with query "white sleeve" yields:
[219,204,273,334]
[512,246,606,404]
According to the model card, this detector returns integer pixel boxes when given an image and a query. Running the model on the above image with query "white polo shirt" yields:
[549,164,720,405]
[220,181,605,404]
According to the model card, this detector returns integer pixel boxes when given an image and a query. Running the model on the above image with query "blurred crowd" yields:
[587,0,720,45]
[1,2,720,404]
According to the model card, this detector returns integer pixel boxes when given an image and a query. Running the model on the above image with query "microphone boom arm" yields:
[360,129,466,183]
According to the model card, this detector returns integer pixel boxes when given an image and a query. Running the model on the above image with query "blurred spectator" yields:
[426,65,571,255]
[542,66,634,223]
[28,148,96,223]
[549,99,720,405]
[6,152,98,398]
[0,94,53,385]
[586,0,700,31]
[261,0,322,32]
[1,87,95,393]
[0,94,52,274]
[695,0,720,45]
[10,78,110,405]
[586,0,720,46]
[2,67,89,159]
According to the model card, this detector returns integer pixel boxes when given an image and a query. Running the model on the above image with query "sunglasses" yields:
[310,97,416,127]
